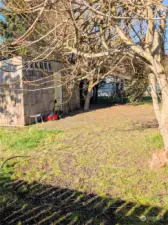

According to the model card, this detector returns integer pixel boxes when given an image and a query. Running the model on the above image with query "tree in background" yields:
[0,13,28,56]
[71,55,134,110]
[1,0,168,150]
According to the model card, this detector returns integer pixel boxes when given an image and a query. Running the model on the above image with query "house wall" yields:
[51,62,80,114]
[0,57,81,126]
[51,61,63,112]
[0,57,25,126]
[62,84,80,114]
[22,61,55,125]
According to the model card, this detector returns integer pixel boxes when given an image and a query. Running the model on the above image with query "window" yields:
[48,62,52,71]
[35,62,39,69]
[2,65,8,71]
[40,62,43,70]
[30,63,34,69]
[10,65,16,72]
[44,62,48,71]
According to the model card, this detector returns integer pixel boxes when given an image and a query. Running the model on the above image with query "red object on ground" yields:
[44,113,59,121]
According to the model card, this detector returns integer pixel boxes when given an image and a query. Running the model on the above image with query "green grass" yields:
[0,128,63,152]
[133,96,153,105]
[1,104,168,224]
[0,127,63,182]
[0,127,64,222]
[146,132,164,149]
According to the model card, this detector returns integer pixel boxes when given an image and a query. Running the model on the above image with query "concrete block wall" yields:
[62,84,80,114]
[23,68,55,125]
[0,57,25,126]
[0,57,81,126]
[51,62,80,114]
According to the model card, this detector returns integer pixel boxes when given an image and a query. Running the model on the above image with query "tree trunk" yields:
[84,81,95,111]
[150,61,168,151]
[148,73,161,124]
[84,85,93,111]
[160,91,168,151]
[84,92,92,111]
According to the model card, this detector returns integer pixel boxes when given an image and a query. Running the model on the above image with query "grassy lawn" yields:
[1,104,168,224]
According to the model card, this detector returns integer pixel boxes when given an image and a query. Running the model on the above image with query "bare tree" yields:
[1,0,168,150]
[1,0,133,109]
[69,54,133,110]
[72,0,168,150]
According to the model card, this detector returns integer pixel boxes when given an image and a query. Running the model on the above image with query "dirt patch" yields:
[39,104,155,131]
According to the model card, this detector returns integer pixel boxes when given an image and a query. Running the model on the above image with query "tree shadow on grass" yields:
[0,173,168,225]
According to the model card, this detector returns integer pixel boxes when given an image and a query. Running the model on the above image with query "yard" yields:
[0,102,168,224]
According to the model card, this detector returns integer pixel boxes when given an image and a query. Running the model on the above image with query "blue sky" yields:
[163,0,168,52]
[0,0,4,21]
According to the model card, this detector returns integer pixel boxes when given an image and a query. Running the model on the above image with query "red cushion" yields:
[44,114,59,121]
